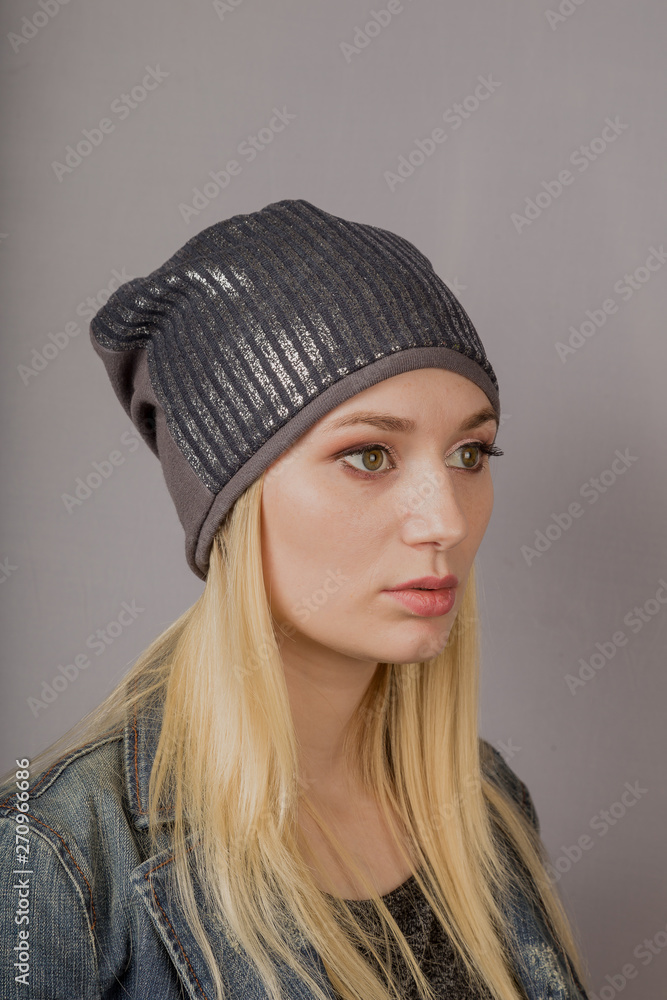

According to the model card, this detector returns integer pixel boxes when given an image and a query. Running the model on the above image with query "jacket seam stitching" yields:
[2,806,97,930]
[129,678,173,819]
[133,686,143,814]
[0,732,122,808]
[144,858,209,999]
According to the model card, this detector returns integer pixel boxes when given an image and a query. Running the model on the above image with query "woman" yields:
[0,199,591,999]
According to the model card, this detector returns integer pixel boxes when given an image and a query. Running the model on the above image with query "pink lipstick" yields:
[383,575,459,618]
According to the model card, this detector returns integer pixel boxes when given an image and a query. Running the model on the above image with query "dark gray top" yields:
[328,873,495,999]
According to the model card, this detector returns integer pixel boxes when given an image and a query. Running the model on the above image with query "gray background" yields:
[1,1,665,995]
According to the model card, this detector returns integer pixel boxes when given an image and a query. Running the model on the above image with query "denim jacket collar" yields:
[124,697,340,1000]
[123,694,172,831]
[123,698,588,1000]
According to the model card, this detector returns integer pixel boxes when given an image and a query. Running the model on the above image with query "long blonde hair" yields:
[21,470,590,1000]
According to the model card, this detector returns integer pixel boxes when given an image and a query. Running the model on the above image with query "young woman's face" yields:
[261,368,498,666]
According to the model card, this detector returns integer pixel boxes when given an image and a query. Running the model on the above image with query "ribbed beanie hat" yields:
[89,198,500,580]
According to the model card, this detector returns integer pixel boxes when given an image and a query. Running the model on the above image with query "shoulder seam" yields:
[0,731,123,809]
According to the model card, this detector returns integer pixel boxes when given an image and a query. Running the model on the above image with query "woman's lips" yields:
[383,587,456,617]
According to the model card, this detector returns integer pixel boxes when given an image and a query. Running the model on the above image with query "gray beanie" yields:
[89,198,500,580]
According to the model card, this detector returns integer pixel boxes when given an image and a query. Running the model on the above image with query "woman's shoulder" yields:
[0,729,147,999]
[0,728,128,840]
[479,737,541,835]
[0,728,146,917]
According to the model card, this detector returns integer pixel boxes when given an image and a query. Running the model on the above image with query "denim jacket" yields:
[0,699,589,1000]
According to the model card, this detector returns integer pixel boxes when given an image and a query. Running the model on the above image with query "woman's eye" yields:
[339,441,497,477]
[447,443,486,471]
[341,446,393,474]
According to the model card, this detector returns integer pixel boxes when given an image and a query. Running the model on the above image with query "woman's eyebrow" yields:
[325,406,498,435]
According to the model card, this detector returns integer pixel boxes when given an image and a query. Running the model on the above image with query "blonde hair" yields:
[23,471,590,1000]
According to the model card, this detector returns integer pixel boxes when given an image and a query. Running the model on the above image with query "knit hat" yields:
[89,198,500,580]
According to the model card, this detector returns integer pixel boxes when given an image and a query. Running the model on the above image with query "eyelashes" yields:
[337,441,504,478]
